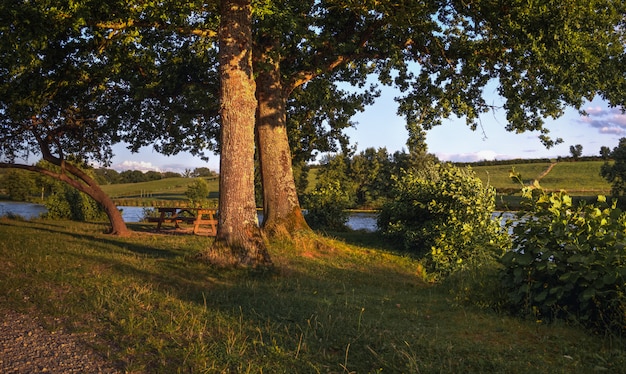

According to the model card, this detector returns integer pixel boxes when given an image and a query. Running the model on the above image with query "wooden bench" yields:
[150,207,218,236]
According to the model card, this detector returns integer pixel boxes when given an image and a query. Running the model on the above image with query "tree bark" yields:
[0,161,129,236]
[207,0,271,267]
[254,41,310,238]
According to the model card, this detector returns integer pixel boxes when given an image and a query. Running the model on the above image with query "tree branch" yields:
[94,20,217,38]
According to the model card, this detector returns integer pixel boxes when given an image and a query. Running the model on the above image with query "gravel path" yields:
[1,310,121,373]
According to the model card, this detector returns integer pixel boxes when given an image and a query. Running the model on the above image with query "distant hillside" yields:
[470,160,611,195]
[100,177,219,206]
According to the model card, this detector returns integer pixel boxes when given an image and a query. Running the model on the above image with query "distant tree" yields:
[192,167,215,178]
[0,169,37,201]
[600,146,612,160]
[349,147,393,208]
[94,169,121,185]
[570,144,583,160]
[600,138,626,196]
[162,171,182,179]
[182,169,193,178]
[144,171,163,181]
[118,170,147,184]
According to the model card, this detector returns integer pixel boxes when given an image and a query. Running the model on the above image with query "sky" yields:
[108,83,626,173]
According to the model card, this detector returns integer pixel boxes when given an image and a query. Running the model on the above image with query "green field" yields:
[101,177,220,206]
[0,219,623,372]
[471,161,611,195]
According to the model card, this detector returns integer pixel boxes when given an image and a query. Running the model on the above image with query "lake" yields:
[0,202,380,232]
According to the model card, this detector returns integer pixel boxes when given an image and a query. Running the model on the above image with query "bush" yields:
[499,185,626,334]
[185,178,211,207]
[304,179,352,231]
[378,163,510,279]
[44,184,107,221]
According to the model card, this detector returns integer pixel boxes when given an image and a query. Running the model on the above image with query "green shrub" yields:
[185,178,211,207]
[44,184,107,221]
[499,185,626,334]
[304,179,352,231]
[378,163,510,279]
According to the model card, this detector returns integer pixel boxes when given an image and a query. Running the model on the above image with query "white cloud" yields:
[436,150,504,162]
[579,106,626,133]
[599,126,626,135]
[584,106,606,115]
[113,160,161,172]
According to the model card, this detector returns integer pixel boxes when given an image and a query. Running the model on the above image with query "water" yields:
[121,206,380,232]
[0,201,47,220]
[0,203,381,232]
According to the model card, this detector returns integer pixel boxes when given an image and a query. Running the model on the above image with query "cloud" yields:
[113,160,162,172]
[579,106,626,135]
[436,150,505,162]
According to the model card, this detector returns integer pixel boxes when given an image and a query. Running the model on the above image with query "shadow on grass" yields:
[319,229,405,253]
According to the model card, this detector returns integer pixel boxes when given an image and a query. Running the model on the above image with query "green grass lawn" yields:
[0,218,623,372]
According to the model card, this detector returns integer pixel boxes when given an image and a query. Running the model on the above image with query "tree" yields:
[601,138,626,196]
[349,147,393,208]
[0,170,37,201]
[600,146,612,160]
[570,144,583,160]
[202,0,272,267]
[0,2,131,235]
[192,167,216,178]
[251,0,626,239]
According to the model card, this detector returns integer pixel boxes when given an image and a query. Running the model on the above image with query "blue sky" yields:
[109,84,626,173]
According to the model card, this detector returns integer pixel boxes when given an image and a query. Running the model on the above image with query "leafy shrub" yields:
[378,163,510,279]
[44,184,107,221]
[499,186,626,334]
[185,178,211,207]
[304,179,352,231]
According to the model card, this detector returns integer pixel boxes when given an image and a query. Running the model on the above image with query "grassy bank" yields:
[1,218,623,372]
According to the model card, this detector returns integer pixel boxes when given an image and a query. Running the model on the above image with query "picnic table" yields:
[148,207,218,236]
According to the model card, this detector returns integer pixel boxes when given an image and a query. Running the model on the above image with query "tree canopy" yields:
[2,0,625,240]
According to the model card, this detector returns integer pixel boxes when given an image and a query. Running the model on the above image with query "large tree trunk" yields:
[206,0,271,267]
[255,42,310,239]
[0,160,129,236]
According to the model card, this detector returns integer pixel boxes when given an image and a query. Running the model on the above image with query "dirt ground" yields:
[0,310,120,373]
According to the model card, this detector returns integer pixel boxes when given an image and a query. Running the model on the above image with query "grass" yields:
[538,161,612,193]
[1,218,624,373]
[100,177,220,206]
[471,162,554,189]
[471,161,611,195]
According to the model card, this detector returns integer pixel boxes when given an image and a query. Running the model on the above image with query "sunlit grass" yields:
[539,161,611,193]
[100,177,219,202]
[472,162,553,188]
[0,218,623,372]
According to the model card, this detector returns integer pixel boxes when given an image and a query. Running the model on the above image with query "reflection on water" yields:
[0,201,47,220]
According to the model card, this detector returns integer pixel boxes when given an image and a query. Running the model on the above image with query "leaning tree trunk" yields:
[0,160,129,236]
[206,0,272,267]
[255,42,310,239]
